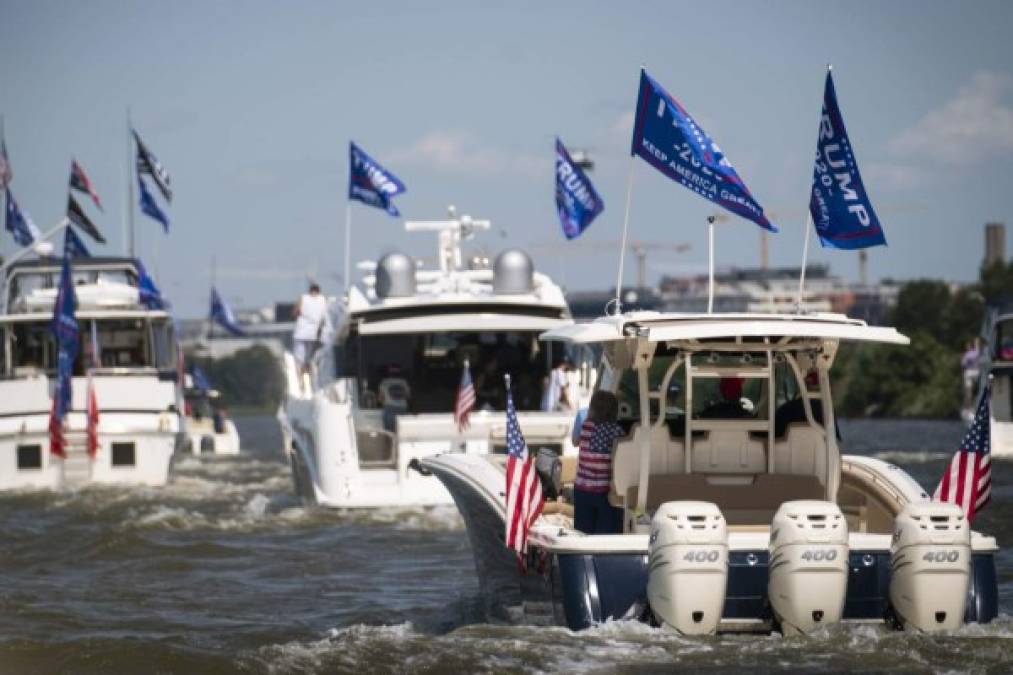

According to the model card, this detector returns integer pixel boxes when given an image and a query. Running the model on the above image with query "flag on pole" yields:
[348,142,406,217]
[809,69,886,249]
[4,188,40,246]
[49,253,79,458]
[85,376,99,458]
[504,377,545,564]
[89,319,102,368]
[0,133,12,188]
[64,226,92,259]
[133,129,172,202]
[555,138,604,239]
[630,69,775,232]
[138,175,169,231]
[67,194,107,243]
[191,365,211,393]
[135,260,165,309]
[454,360,476,432]
[934,385,992,523]
[69,159,103,211]
[210,287,245,336]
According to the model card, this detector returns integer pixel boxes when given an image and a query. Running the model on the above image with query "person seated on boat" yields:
[698,377,751,419]
[773,371,842,440]
[574,391,625,535]
[541,357,573,412]
[292,282,331,388]
[212,405,228,434]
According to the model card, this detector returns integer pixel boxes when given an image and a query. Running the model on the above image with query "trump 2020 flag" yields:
[49,253,79,457]
[809,70,886,249]
[348,142,405,217]
[64,226,92,259]
[135,260,165,309]
[4,188,40,246]
[631,69,775,232]
[210,287,245,336]
[556,138,604,239]
[138,176,169,232]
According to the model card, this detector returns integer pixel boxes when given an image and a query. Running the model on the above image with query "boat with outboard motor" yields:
[279,207,592,508]
[422,311,1000,634]
[182,374,240,455]
[965,303,1013,457]
[0,257,183,489]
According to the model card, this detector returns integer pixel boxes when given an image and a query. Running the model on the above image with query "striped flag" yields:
[504,378,544,563]
[69,159,103,211]
[934,385,992,523]
[133,129,172,202]
[0,133,12,188]
[454,360,476,432]
[86,375,99,458]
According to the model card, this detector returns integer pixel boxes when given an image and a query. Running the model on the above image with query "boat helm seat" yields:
[624,473,825,526]
[772,423,827,478]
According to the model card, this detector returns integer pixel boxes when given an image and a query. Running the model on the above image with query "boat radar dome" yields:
[493,249,534,294]
[375,252,416,299]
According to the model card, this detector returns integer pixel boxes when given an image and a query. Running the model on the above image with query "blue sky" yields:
[2,0,1012,316]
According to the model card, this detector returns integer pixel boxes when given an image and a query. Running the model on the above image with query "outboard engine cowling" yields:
[768,500,849,635]
[889,501,970,632]
[647,501,728,635]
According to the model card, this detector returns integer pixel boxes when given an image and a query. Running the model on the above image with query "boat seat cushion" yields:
[612,425,685,495]
[625,473,826,525]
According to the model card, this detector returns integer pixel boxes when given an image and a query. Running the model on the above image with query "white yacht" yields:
[422,311,1000,633]
[969,304,1013,457]
[182,374,240,455]
[279,207,591,508]
[0,257,183,489]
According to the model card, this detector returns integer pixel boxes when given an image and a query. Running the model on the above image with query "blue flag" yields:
[348,142,405,217]
[555,138,604,239]
[631,70,775,232]
[210,287,245,336]
[809,70,886,249]
[64,226,91,259]
[139,176,169,232]
[191,365,211,393]
[135,260,165,309]
[51,253,79,420]
[5,188,40,246]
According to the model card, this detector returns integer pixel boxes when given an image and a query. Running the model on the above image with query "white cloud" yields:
[888,71,1013,165]
[388,131,545,176]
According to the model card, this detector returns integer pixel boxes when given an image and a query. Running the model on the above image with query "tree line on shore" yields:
[835,260,1013,418]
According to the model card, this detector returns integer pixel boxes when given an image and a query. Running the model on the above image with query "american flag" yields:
[934,385,991,523]
[70,159,103,211]
[0,134,11,188]
[454,360,476,432]
[504,379,544,561]
[86,322,100,458]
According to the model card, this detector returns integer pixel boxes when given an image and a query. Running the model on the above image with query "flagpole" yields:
[343,202,352,294]
[126,107,135,259]
[707,215,716,313]
[614,156,636,314]
[796,212,813,313]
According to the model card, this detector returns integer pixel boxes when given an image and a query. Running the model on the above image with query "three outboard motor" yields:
[768,501,849,635]
[889,502,971,632]
[647,501,728,635]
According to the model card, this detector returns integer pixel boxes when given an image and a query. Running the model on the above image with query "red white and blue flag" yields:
[0,131,12,188]
[86,321,100,458]
[504,379,544,561]
[454,360,476,432]
[934,385,991,523]
[69,159,103,211]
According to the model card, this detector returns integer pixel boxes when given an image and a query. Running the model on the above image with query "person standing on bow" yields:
[292,282,331,389]
[574,390,625,534]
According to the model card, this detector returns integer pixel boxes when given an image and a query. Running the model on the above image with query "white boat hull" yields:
[185,419,241,456]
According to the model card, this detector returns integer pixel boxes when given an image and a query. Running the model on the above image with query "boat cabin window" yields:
[994,318,1013,361]
[343,329,563,413]
[4,317,174,376]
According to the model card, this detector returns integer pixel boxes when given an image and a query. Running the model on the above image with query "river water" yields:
[1,417,1010,674]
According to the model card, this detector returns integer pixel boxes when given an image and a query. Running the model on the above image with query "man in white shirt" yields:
[292,283,330,386]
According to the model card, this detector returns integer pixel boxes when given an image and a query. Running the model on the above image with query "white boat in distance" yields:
[182,375,240,456]
[0,257,183,490]
[279,207,590,508]
[422,311,1000,634]
[968,303,1013,457]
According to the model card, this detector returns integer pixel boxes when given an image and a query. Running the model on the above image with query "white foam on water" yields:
[873,449,950,464]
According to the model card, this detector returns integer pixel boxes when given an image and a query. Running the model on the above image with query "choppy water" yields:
[0,417,1010,674]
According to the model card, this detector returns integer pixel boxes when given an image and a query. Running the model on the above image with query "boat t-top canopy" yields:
[541,312,910,346]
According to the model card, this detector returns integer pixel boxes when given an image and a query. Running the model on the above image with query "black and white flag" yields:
[133,129,172,202]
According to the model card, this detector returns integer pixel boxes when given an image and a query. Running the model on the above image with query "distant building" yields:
[985,222,1006,266]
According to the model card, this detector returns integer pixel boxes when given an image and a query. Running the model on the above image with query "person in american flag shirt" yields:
[574,391,625,534]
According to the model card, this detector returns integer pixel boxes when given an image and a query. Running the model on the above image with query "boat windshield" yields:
[340,329,568,412]
[2,317,177,377]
